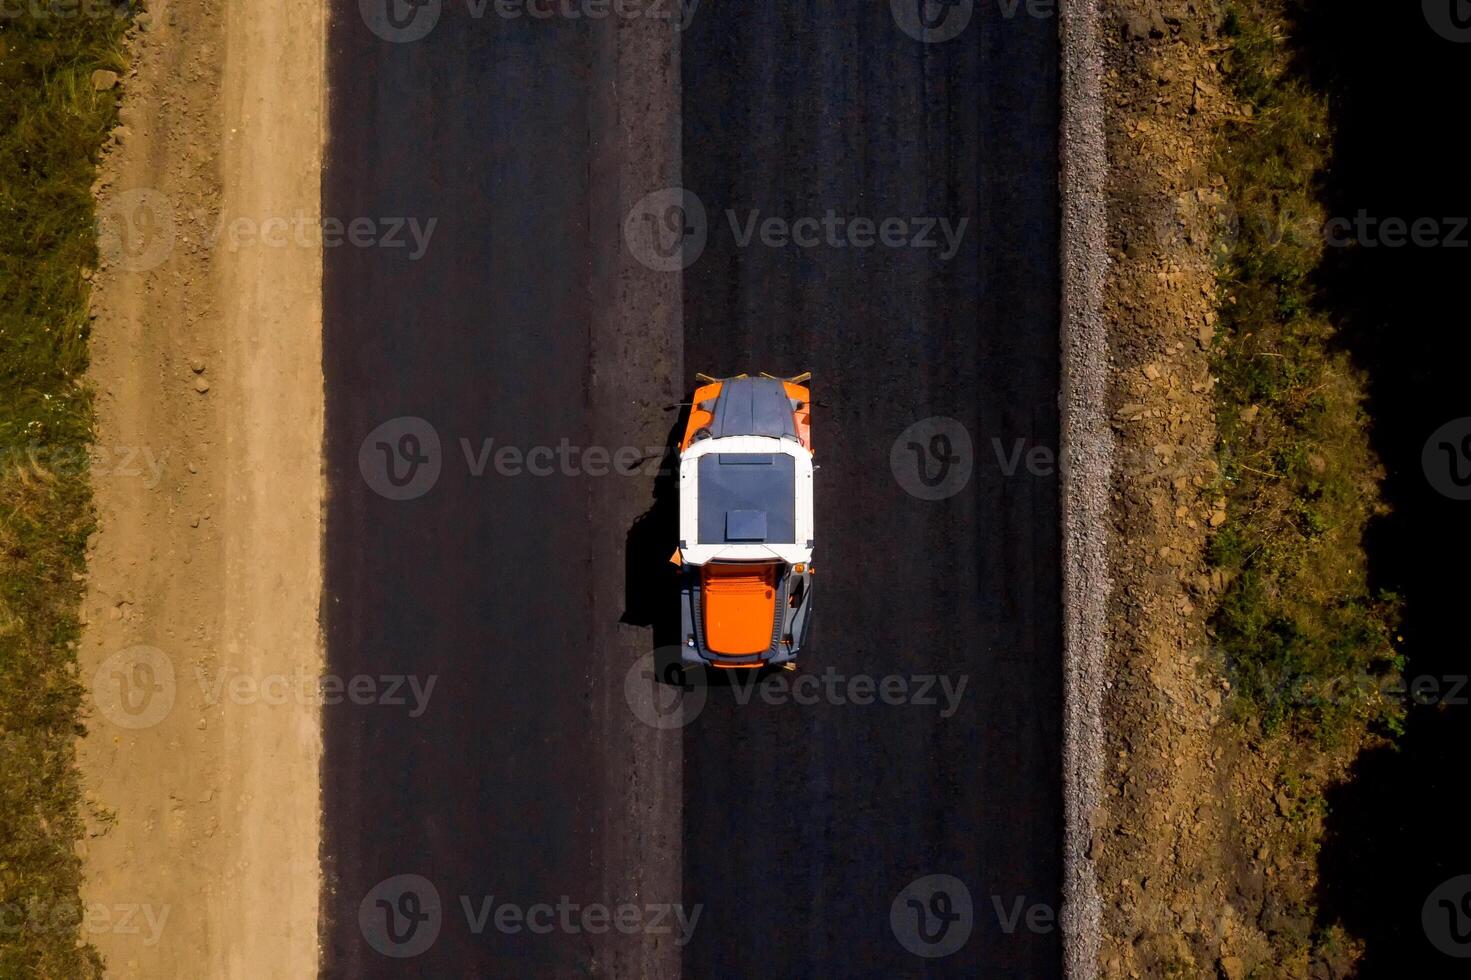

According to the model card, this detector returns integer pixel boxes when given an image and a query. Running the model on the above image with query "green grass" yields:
[1208,2,1401,741]
[1,5,131,976]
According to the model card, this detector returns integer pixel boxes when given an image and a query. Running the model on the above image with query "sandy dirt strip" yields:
[77,0,325,976]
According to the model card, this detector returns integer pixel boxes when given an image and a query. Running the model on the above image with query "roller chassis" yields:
[673,374,816,670]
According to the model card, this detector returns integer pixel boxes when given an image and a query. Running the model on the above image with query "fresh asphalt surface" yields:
[323,1,1061,976]
[679,4,1062,977]
[321,5,614,976]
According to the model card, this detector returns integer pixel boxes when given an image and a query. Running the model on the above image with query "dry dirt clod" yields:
[92,69,120,91]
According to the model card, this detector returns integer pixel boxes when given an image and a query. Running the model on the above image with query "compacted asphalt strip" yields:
[321,2,1063,976]
[678,3,1065,977]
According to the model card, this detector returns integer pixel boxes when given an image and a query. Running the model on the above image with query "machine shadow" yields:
[623,411,686,658]
[625,404,808,692]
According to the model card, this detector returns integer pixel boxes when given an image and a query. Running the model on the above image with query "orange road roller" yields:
[670,373,815,670]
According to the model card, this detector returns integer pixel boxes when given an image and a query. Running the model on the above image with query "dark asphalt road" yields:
[322,1,1061,977]
[679,4,1063,977]
[321,4,681,977]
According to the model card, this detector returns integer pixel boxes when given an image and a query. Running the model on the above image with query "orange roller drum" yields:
[701,563,780,655]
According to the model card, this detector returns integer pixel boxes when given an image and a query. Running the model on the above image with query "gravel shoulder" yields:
[1059,0,1109,976]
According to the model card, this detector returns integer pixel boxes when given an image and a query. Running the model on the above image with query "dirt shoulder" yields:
[1094,11,1258,966]
[77,0,324,976]
[1094,2,1382,977]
